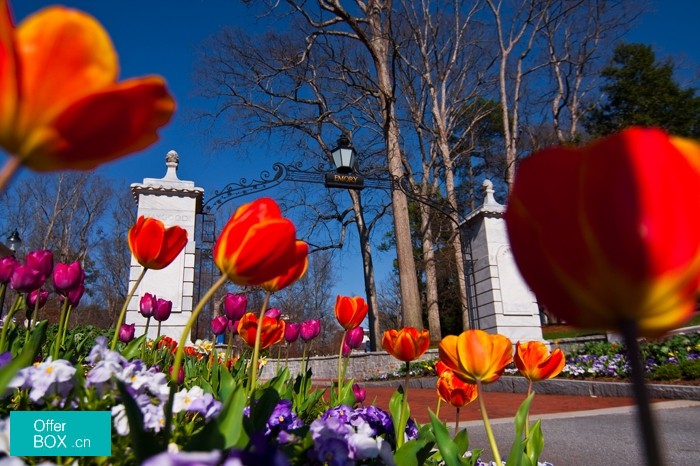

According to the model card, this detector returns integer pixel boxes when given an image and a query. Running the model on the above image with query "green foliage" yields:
[586,43,700,138]
[649,364,682,381]
[680,359,700,380]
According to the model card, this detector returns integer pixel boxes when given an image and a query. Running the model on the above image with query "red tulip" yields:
[223,293,247,321]
[237,312,286,350]
[506,127,700,337]
[0,2,174,174]
[213,198,303,286]
[382,327,431,362]
[515,341,566,382]
[24,250,53,278]
[261,241,309,292]
[334,295,368,330]
[436,369,479,408]
[128,216,187,270]
[438,330,513,384]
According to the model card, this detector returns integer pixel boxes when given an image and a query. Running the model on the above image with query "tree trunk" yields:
[418,203,441,342]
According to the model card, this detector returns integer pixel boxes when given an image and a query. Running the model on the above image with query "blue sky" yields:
[5,0,700,298]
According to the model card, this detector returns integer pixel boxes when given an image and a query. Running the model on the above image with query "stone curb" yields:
[362,376,700,400]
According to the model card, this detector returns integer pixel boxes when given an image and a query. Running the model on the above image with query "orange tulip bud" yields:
[214,198,303,287]
[0,3,174,172]
[381,327,430,362]
[128,216,188,270]
[261,241,309,292]
[334,295,368,330]
[514,341,565,382]
[505,127,700,337]
[237,312,286,350]
[438,330,513,384]
[436,368,479,408]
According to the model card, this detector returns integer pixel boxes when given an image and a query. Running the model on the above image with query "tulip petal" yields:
[130,217,166,268]
[0,0,18,145]
[21,77,175,170]
[15,6,117,131]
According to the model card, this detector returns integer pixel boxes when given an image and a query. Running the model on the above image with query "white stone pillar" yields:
[126,151,203,342]
[462,180,544,342]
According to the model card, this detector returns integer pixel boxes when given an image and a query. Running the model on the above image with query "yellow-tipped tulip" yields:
[438,330,513,384]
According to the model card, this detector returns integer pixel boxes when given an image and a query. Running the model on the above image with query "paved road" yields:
[456,400,700,465]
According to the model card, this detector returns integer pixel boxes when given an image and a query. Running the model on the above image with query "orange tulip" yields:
[438,330,513,384]
[128,216,188,270]
[436,368,479,408]
[505,127,700,337]
[334,295,368,330]
[0,2,174,174]
[514,341,565,382]
[237,312,286,350]
[381,327,430,362]
[261,240,309,292]
[214,198,303,287]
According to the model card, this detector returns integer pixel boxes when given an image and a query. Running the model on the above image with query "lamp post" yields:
[325,136,364,190]
[7,229,21,255]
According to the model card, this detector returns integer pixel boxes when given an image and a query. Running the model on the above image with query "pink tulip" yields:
[352,383,366,404]
[139,293,157,318]
[300,318,321,342]
[265,307,282,320]
[0,256,19,284]
[28,289,49,308]
[53,261,84,295]
[153,298,173,322]
[228,319,239,335]
[25,250,53,278]
[344,326,365,350]
[66,284,85,307]
[285,322,301,343]
[342,340,352,357]
[223,293,247,321]
[211,315,228,336]
[119,323,136,343]
[10,265,44,293]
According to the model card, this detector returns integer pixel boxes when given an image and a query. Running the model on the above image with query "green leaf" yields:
[0,321,47,393]
[185,382,248,451]
[428,410,462,466]
[505,392,535,466]
[267,366,291,395]
[121,334,147,360]
[525,419,544,465]
[246,388,281,434]
[394,435,436,466]
[453,428,470,456]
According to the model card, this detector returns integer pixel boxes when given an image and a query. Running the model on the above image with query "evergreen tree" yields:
[586,43,700,138]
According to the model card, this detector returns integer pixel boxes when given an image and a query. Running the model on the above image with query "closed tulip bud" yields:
[227,319,239,335]
[28,289,49,308]
[153,298,172,322]
[139,292,157,318]
[344,326,365,350]
[382,327,431,362]
[53,261,83,295]
[119,323,135,343]
[352,383,366,404]
[285,322,300,343]
[515,341,566,382]
[213,198,303,286]
[223,293,247,321]
[169,365,185,384]
[128,217,188,270]
[66,284,85,307]
[10,265,44,293]
[0,256,19,284]
[265,307,282,320]
[334,295,368,330]
[300,318,321,342]
[25,250,53,278]
[211,315,228,336]
[342,341,352,357]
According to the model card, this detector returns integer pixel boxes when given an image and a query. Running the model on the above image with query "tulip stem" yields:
[53,298,70,360]
[336,334,345,403]
[620,318,664,466]
[61,305,73,345]
[455,407,460,433]
[246,290,272,398]
[0,283,7,320]
[0,156,21,195]
[172,274,228,383]
[141,317,151,361]
[396,361,410,449]
[111,268,147,351]
[525,380,533,439]
[477,379,502,465]
[0,296,22,352]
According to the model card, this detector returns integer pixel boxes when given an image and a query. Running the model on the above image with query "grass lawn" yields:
[542,312,700,340]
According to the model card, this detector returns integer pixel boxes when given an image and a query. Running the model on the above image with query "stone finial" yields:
[164,150,180,180]
[482,179,501,207]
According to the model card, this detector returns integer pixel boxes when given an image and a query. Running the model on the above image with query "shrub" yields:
[648,363,682,381]
[680,359,700,380]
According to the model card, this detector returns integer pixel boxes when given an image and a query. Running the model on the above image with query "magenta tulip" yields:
[10,265,44,293]
[227,319,239,335]
[119,323,136,343]
[352,383,366,404]
[53,261,84,295]
[25,250,53,278]
[222,293,247,321]
[65,284,85,307]
[0,256,19,284]
[153,298,172,322]
[28,289,49,308]
[265,307,282,320]
[139,293,157,318]
[300,318,321,342]
[342,340,352,357]
[285,322,301,343]
[169,365,185,384]
[211,315,228,336]
[344,326,365,350]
